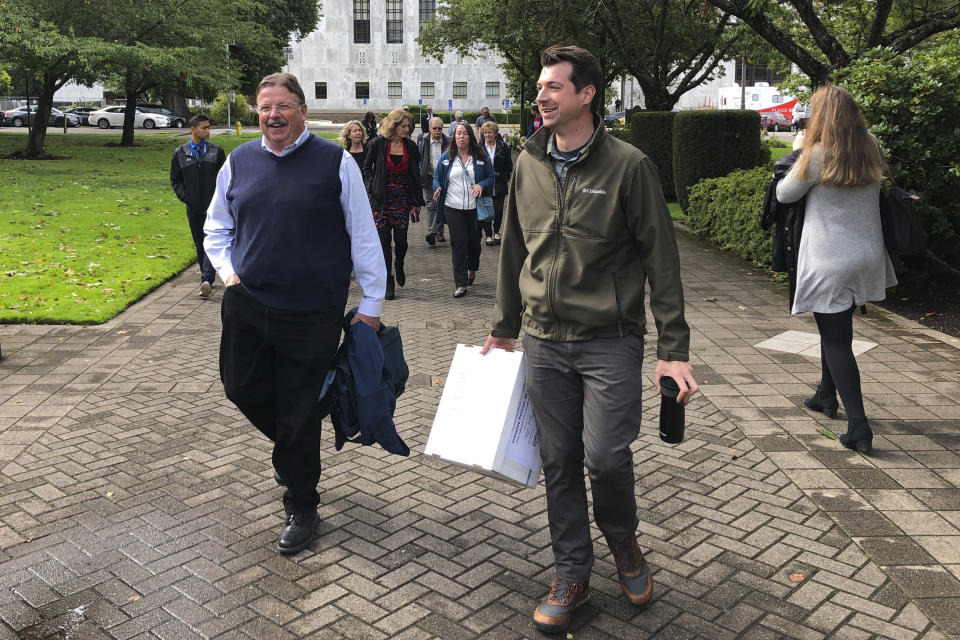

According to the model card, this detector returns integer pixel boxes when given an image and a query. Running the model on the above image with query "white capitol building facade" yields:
[283,1,512,114]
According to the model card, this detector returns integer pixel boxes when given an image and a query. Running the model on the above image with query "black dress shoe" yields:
[395,261,406,287]
[277,509,318,555]
[425,232,436,246]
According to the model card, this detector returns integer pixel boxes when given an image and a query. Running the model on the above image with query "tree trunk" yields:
[635,80,678,112]
[120,87,138,146]
[163,91,189,119]
[23,73,56,158]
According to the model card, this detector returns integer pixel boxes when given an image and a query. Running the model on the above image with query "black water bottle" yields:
[659,376,685,444]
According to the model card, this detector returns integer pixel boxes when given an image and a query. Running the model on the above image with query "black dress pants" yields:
[219,285,343,512]
[186,207,216,283]
[445,207,481,288]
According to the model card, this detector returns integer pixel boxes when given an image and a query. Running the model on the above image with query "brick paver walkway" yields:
[1,223,958,639]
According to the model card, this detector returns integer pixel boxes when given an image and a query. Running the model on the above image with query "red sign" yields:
[758,98,798,114]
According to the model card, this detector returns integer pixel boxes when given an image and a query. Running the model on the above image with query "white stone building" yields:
[283,1,511,114]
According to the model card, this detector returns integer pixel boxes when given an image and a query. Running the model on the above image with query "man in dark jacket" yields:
[482,45,698,634]
[418,117,448,245]
[420,105,434,136]
[170,115,226,298]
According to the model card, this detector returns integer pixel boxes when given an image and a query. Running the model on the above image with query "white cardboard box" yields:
[424,344,541,488]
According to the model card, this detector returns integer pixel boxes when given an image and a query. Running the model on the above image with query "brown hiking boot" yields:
[608,535,653,605]
[532,577,590,634]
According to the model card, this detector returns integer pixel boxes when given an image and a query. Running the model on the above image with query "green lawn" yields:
[0,131,336,324]
[667,202,686,221]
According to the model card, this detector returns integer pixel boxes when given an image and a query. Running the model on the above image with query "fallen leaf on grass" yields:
[816,426,837,440]
[789,572,805,583]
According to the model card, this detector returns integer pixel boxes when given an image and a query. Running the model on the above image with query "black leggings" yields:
[814,307,866,420]
[378,226,408,276]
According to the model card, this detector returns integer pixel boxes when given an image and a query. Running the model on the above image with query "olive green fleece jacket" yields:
[490,121,690,361]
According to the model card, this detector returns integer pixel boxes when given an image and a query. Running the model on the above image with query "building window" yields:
[772,95,782,103]
[735,61,788,87]
[386,0,403,43]
[359,50,367,65]
[391,50,400,65]
[388,82,402,100]
[283,46,294,61]
[420,82,435,99]
[354,0,370,44]
[314,82,327,100]
[419,0,436,30]
[453,82,467,99]
[485,82,499,100]
[356,82,370,100]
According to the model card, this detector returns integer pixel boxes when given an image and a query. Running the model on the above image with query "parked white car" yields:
[89,106,170,129]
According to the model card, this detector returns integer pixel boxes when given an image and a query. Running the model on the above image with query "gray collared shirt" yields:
[547,133,589,189]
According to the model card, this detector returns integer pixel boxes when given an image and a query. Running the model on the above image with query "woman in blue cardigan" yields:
[432,122,494,298]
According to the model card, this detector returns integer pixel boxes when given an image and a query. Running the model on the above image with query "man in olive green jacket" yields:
[481,45,698,634]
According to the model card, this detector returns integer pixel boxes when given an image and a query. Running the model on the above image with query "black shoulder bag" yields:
[879,156,928,256]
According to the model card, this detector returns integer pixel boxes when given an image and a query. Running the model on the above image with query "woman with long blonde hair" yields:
[362,109,424,300]
[338,120,367,167]
[776,85,896,454]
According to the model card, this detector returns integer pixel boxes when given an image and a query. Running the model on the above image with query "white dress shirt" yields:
[444,155,477,211]
[204,127,386,317]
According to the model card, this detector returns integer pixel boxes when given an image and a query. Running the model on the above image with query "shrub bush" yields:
[209,93,256,126]
[606,124,632,144]
[841,43,960,272]
[405,104,523,126]
[632,111,677,200]
[673,110,763,212]
[686,166,772,266]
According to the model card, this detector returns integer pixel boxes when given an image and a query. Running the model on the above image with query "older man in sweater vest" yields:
[205,73,386,555]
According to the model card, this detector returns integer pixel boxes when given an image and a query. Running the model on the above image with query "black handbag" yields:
[879,157,928,255]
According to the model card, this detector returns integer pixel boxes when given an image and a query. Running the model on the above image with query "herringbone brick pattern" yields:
[0,223,957,639]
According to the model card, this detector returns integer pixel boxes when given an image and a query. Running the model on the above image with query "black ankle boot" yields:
[802,385,839,419]
[395,259,405,287]
[385,275,395,300]
[839,417,873,454]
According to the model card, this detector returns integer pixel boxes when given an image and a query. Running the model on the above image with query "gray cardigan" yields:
[776,145,897,314]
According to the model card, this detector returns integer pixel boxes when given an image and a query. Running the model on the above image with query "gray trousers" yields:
[523,333,645,583]
[422,186,444,236]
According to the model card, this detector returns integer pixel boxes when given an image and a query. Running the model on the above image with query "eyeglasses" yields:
[257,103,300,114]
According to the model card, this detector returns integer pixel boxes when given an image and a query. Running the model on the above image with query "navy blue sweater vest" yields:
[227,135,351,310]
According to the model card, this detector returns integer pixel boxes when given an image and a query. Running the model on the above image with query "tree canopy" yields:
[0,0,321,156]
[419,0,747,115]
[704,0,960,86]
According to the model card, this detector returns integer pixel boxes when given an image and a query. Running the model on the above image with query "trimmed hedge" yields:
[606,124,632,144]
[673,110,762,212]
[686,166,772,266]
[632,111,677,200]
[404,104,523,126]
